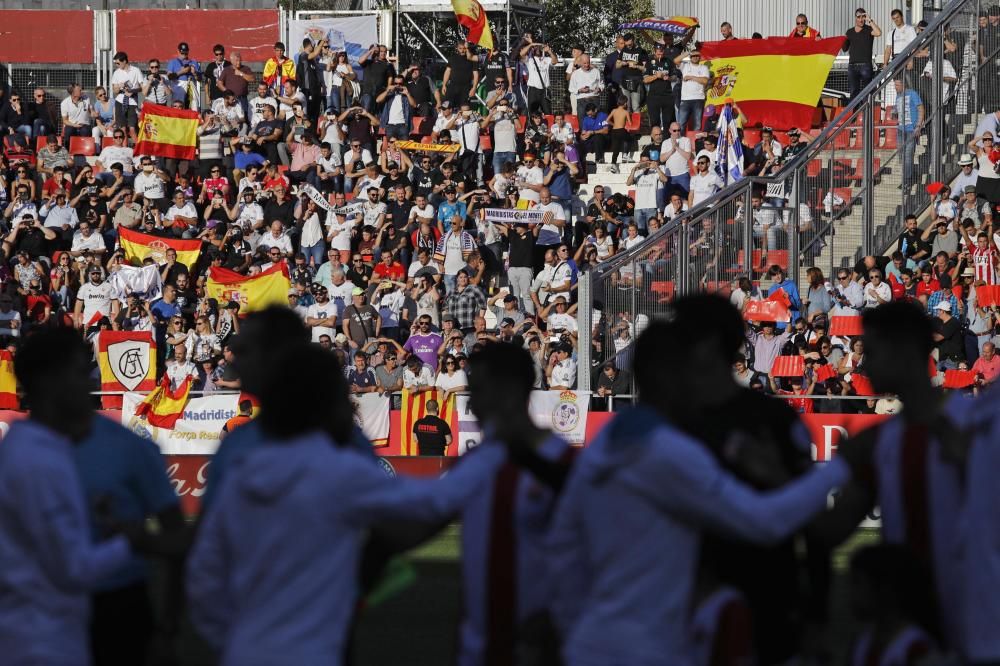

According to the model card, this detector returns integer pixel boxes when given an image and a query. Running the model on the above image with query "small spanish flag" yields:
[0,351,18,410]
[135,375,191,429]
[701,37,844,130]
[135,103,199,161]
[206,262,291,314]
[399,388,456,456]
[119,227,201,270]
[452,0,493,50]
[97,331,157,409]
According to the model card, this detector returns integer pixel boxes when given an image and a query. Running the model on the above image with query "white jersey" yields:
[77,282,115,325]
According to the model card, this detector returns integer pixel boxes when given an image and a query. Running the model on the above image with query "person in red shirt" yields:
[371,249,405,282]
[198,166,230,204]
[41,166,72,199]
[261,163,289,192]
[973,341,1000,386]
[914,270,940,300]
[25,279,52,326]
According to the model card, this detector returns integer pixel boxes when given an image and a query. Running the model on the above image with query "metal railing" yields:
[578,0,990,391]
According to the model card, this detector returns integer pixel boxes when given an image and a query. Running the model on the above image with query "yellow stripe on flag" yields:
[135,103,199,161]
[205,264,290,314]
[135,377,191,429]
[0,351,17,409]
[706,53,838,108]
[118,227,201,269]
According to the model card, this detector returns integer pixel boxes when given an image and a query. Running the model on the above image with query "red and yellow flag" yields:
[206,262,291,314]
[399,388,456,456]
[135,103,199,160]
[135,376,191,429]
[97,331,157,409]
[701,37,844,130]
[0,351,18,410]
[452,0,493,50]
[119,227,201,269]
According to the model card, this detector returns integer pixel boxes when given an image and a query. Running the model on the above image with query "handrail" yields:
[591,0,970,278]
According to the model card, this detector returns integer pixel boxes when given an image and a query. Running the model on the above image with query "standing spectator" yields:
[844,8,882,99]
[141,60,171,107]
[110,53,143,141]
[688,155,722,208]
[219,52,255,122]
[444,268,486,332]
[720,22,736,40]
[568,54,602,116]
[644,43,676,131]
[263,42,296,94]
[166,42,202,109]
[790,14,822,38]
[768,265,802,324]
[342,287,380,349]
[377,76,415,140]
[359,44,395,113]
[675,48,709,131]
[894,79,923,183]
[932,300,964,369]
[884,8,918,66]
[295,39,323,120]
[617,33,647,113]
[520,41,557,115]
[60,84,92,145]
[627,150,668,234]
[403,63,439,120]
[661,122,693,196]
[411,399,452,456]
[204,44,231,104]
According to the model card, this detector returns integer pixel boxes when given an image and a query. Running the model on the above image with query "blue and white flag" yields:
[716,104,744,185]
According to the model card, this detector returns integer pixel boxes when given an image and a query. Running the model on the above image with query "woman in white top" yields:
[325,210,354,264]
[298,198,326,268]
[186,316,222,363]
[435,354,468,399]
[969,132,1000,204]
[588,225,616,261]
[411,277,441,327]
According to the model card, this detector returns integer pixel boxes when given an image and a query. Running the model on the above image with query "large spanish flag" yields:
[452,0,493,50]
[97,331,157,409]
[135,103,199,161]
[135,376,191,429]
[701,37,844,130]
[399,388,456,456]
[119,227,201,269]
[206,262,291,314]
[0,351,17,410]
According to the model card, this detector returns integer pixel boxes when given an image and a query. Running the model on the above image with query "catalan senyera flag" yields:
[206,262,291,314]
[452,0,493,50]
[134,103,199,161]
[399,389,456,456]
[135,376,191,429]
[0,351,18,410]
[701,37,844,130]
[119,227,201,270]
[97,331,157,409]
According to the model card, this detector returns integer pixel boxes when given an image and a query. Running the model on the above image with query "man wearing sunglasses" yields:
[95,132,135,180]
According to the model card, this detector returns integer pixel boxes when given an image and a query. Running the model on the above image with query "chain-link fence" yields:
[579,0,992,391]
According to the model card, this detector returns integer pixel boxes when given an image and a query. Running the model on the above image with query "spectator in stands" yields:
[568,54,602,117]
[110,53,143,141]
[358,44,395,113]
[675,48,709,132]
[644,43,676,132]
[29,88,55,138]
[790,14,822,38]
[844,9,882,99]
[263,41,296,95]
[884,8,918,65]
[60,84,92,145]
[688,155,722,208]
[894,78,924,183]
[141,59,171,107]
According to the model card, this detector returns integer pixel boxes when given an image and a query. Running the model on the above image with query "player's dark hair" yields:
[15,328,90,396]
[862,300,934,358]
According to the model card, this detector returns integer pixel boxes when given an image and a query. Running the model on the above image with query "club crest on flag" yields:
[220,288,247,309]
[145,238,171,265]
[107,340,151,391]
[551,390,581,434]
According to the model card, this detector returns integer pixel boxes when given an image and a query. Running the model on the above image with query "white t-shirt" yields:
[550,357,577,388]
[679,62,710,101]
[326,214,354,251]
[661,137,692,176]
[165,202,197,222]
[71,231,107,253]
[537,201,565,245]
[888,24,918,59]
[306,302,337,342]
[111,66,144,105]
[403,364,436,388]
[663,201,690,221]
[133,171,166,200]
[250,95,278,128]
[97,146,135,173]
[408,259,441,278]
[443,233,466,274]
[258,232,293,255]
[632,167,660,210]
[328,280,355,317]
[517,165,544,203]
[547,312,577,334]
[166,360,199,390]
[408,203,435,225]
[77,281,114,323]
[435,369,468,391]
[525,56,554,89]
[689,171,723,206]
[60,96,92,126]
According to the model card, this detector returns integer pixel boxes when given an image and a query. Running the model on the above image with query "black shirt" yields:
[481,51,510,83]
[406,75,436,108]
[385,200,412,231]
[446,53,476,90]
[843,25,875,63]
[383,173,412,194]
[14,227,49,259]
[263,197,295,226]
[935,316,965,360]
[644,58,675,97]
[362,58,394,96]
[410,166,436,198]
[204,59,231,100]
[413,414,451,456]
[620,47,648,82]
[507,227,535,268]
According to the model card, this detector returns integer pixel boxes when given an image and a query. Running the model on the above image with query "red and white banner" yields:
[802,413,888,462]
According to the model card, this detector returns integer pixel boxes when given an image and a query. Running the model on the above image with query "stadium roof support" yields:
[393,0,542,60]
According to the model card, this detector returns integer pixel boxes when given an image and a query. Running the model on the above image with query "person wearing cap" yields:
[165,42,202,110]
[951,154,979,199]
[959,184,993,228]
[545,341,577,390]
[674,48,709,132]
[932,295,965,369]
[341,286,380,350]
[843,9,881,100]
[304,285,337,343]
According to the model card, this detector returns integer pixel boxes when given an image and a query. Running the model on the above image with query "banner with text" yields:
[289,15,377,68]
[121,392,239,455]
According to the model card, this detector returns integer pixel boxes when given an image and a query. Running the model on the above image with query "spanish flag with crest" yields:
[206,262,291,314]
[135,375,191,429]
[97,331,157,409]
[119,227,201,270]
[700,37,844,130]
[0,351,18,410]
[452,0,493,50]
[134,103,199,161]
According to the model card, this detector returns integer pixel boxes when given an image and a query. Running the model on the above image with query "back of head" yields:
[16,328,91,399]
[232,306,310,397]
[862,300,934,359]
[634,294,743,398]
[467,343,535,421]
[257,343,354,443]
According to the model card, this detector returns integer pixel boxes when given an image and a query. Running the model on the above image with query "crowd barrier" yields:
[0,407,886,515]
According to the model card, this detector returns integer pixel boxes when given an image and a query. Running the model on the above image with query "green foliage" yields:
[540,0,654,57]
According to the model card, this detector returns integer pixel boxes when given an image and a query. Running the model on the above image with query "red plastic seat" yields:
[101,136,116,149]
[764,249,789,271]
[68,136,96,156]
[806,159,823,178]
[410,116,425,136]
[565,114,580,132]
[624,112,642,132]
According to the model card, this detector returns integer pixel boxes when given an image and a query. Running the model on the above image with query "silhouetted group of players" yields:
[0,295,996,666]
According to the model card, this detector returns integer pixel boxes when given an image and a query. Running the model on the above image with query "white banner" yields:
[289,16,378,69]
[529,390,591,445]
[352,393,390,446]
[121,392,239,455]
[454,394,482,455]
[107,264,163,302]
[482,208,551,225]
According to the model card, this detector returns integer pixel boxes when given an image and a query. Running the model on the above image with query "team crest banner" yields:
[97,331,157,409]
[529,390,590,445]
